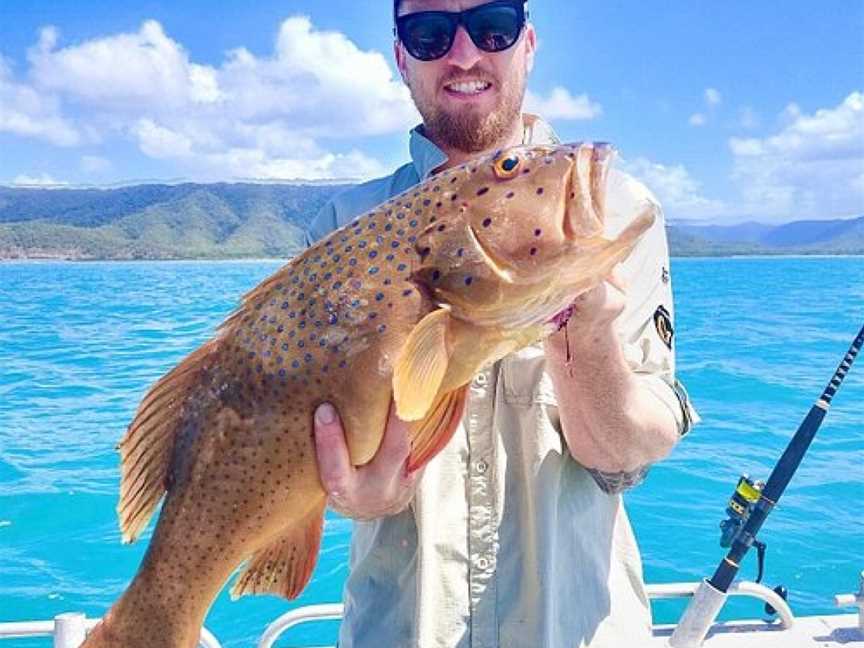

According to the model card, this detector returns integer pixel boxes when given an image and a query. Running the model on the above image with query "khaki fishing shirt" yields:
[306,115,699,648]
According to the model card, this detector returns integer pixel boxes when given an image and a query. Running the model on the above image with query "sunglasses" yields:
[395,1,528,62]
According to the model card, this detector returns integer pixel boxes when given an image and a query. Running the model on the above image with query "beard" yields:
[407,64,527,153]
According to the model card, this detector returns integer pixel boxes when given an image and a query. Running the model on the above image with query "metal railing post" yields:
[834,570,864,634]
[53,613,87,648]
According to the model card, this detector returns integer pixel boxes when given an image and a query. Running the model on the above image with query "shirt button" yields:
[476,460,488,474]
[477,557,489,570]
[474,373,487,387]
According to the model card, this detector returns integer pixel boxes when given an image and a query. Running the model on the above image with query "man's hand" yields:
[545,268,627,361]
[543,266,679,489]
[313,401,420,520]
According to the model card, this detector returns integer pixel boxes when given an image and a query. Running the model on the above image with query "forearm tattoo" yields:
[586,464,651,495]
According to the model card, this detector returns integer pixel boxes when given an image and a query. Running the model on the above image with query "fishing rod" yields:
[669,323,864,648]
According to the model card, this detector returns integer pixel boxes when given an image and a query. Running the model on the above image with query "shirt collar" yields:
[409,113,560,181]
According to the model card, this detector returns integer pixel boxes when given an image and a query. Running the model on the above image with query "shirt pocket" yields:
[501,343,558,408]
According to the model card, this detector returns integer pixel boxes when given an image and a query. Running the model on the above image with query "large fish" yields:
[82,143,654,647]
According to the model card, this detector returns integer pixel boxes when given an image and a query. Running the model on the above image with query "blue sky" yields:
[0,0,862,223]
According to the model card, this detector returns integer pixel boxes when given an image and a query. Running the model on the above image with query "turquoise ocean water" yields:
[1,257,862,647]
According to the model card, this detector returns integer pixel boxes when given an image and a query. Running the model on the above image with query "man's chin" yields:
[428,109,506,152]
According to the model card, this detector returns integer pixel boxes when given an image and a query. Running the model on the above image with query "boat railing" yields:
[646,580,795,628]
[2,575,862,647]
[257,603,344,648]
[0,613,221,648]
[833,570,864,632]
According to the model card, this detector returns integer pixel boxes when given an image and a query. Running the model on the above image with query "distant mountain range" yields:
[0,183,861,259]
[668,217,864,254]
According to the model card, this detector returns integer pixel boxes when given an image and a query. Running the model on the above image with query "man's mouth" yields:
[443,79,493,96]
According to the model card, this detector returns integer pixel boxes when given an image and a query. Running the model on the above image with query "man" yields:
[304,1,698,646]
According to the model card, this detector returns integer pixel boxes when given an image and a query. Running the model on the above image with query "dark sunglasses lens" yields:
[400,14,455,61]
[467,5,522,52]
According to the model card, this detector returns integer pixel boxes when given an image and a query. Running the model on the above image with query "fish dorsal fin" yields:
[393,308,453,421]
[407,385,469,472]
[231,499,326,600]
[117,339,220,543]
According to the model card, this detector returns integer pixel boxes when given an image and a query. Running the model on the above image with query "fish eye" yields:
[493,155,520,179]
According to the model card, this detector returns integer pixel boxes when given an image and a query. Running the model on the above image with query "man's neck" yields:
[428,115,526,173]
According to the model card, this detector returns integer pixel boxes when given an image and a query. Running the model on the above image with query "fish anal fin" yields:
[406,385,469,473]
[231,500,326,601]
[117,339,220,543]
[393,308,453,421]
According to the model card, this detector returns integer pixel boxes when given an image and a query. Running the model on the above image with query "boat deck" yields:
[651,613,864,647]
[2,577,861,647]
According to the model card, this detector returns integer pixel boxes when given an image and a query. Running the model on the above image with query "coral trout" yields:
[82,143,655,647]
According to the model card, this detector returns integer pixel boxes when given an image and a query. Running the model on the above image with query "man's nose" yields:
[444,25,483,69]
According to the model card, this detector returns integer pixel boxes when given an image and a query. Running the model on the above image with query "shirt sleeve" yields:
[606,170,700,437]
[305,200,340,248]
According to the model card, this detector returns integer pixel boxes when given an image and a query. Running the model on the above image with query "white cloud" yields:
[524,87,602,121]
[687,88,722,127]
[28,22,224,109]
[202,148,389,182]
[621,156,726,219]
[11,173,70,187]
[81,155,112,174]
[728,91,864,219]
[132,119,194,159]
[6,17,419,180]
[0,55,81,146]
[705,88,722,106]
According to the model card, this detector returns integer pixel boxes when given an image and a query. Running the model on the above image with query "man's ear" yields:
[394,40,409,84]
[524,23,537,73]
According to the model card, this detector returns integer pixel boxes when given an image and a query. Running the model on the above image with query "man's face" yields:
[395,0,537,153]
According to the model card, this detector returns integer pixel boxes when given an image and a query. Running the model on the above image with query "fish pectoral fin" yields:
[407,385,469,473]
[393,308,454,421]
[230,498,326,601]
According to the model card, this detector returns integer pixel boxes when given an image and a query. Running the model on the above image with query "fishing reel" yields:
[719,474,788,615]
[719,475,767,582]
[720,475,763,548]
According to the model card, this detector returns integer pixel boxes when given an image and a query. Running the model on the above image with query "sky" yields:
[0,0,862,223]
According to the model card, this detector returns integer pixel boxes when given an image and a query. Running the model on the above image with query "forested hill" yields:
[0,183,343,260]
[0,184,861,259]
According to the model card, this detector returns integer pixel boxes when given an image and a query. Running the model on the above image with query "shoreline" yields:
[2,253,862,263]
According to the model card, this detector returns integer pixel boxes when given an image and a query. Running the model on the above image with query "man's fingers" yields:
[313,402,354,496]
[369,404,412,477]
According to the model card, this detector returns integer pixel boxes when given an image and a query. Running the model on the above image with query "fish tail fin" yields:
[117,339,221,543]
[231,497,327,600]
